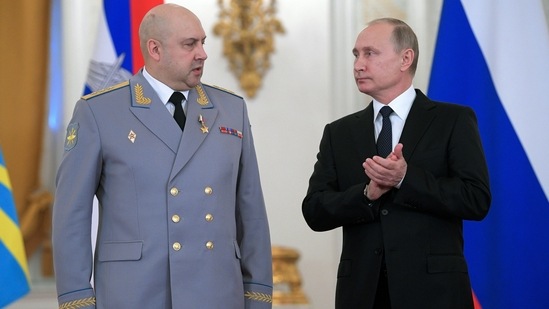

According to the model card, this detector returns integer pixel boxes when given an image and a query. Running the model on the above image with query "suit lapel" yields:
[352,104,377,160]
[399,90,437,160]
[170,84,218,181]
[128,74,181,154]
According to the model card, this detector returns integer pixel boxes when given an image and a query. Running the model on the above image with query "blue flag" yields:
[429,0,549,308]
[0,147,30,307]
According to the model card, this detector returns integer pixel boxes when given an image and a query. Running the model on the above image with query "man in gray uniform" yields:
[52,4,272,308]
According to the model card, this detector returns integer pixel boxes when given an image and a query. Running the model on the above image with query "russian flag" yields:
[428,0,549,308]
[84,0,163,94]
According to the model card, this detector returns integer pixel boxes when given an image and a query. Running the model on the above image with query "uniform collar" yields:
[142,67,190,105]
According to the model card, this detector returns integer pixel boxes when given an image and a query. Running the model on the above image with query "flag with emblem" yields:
[84,0,164,95]
[428,0,549,308]
[0,147,31,307]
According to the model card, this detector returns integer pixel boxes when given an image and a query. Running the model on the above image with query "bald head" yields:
[139,4,201,59]
[137,3,207,90]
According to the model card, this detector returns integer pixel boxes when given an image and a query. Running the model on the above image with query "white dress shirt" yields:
[142,67,190,116]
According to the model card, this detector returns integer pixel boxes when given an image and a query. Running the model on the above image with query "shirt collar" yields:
[142,67,190,105]
[373,85,416,121]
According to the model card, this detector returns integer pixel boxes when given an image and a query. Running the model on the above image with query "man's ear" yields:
[401,48,414,72]
[147,39,161,61]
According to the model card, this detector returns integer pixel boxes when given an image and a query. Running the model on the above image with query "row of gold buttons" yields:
[171,214,214,223]
[172,241,214,251]
[169,186,215,251]
[170,186,213,196]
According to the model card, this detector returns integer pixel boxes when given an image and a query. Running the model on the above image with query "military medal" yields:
[128,130,136,143]
[199,115,209,134]
[219,126,243,139]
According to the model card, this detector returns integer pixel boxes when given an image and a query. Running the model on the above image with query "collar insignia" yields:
[195,84,209,106]
[134,84,152,105]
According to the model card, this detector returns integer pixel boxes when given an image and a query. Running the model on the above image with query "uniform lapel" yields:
[399,90,437,160]
[170,84,218,181]
[128,74,181,154]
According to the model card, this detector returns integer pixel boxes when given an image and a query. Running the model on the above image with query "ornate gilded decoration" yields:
[272,246,309,305]
[59,297,96,309]
[213,0,285,98]
[195,84,210,105]
[134,84,152,105]
[244,291,273,303]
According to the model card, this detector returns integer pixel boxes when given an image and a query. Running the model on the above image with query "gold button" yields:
[205,213,214,222]
[172,215,180,223]
[170,187,179,196]
[204,187,213,195]
[205,241,214,250]
[173,242,181,251]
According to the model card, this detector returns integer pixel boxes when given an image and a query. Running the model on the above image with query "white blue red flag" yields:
[85,0,163,94]
[429,0,549,308]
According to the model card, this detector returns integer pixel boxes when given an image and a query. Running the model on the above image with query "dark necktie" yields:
[377,106,393,158]
[169,92,186,131]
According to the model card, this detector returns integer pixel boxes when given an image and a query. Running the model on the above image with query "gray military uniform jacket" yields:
[52,71,272,308]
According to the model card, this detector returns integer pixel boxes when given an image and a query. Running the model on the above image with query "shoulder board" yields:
[82,81,130,100]
[203,83,243,99]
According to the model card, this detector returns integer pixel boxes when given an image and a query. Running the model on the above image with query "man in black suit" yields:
[302,18,491,309]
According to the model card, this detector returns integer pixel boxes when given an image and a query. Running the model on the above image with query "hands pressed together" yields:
[363,143,407,200]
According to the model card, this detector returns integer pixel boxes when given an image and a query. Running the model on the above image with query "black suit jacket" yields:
[302,90,491,309]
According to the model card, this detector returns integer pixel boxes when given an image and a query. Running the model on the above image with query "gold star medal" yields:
[199,115,209,134]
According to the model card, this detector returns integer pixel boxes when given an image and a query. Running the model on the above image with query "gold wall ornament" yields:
[272,246,309,305]
[213,0,285,98]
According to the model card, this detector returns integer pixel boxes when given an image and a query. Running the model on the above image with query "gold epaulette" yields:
[204,83,243,99]
[82,81,130,100]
